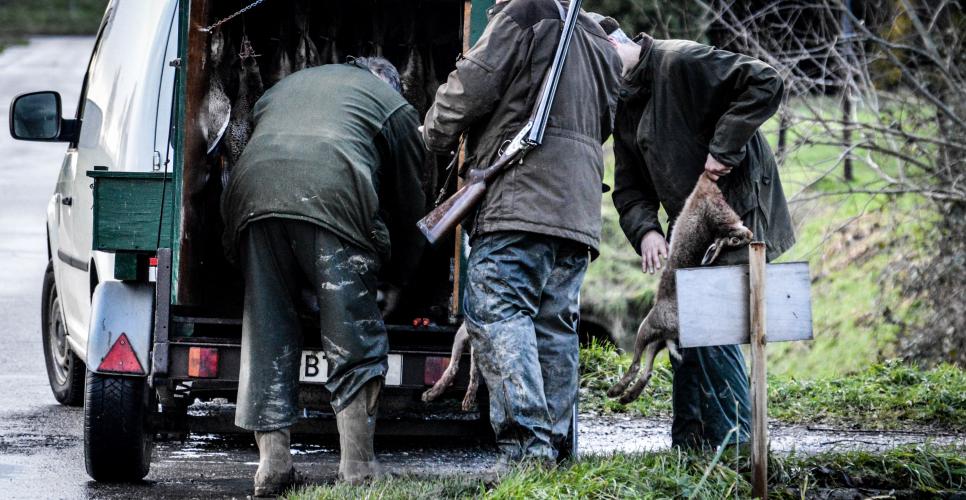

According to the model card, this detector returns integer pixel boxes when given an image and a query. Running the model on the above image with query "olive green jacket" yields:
[422,0,622,252]
[613,36,795,262]
[222,63,426,286]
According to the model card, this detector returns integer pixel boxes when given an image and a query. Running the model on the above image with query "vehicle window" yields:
[75,1,179,169]
[71,3,115,147]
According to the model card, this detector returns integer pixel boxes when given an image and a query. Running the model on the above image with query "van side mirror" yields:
[9,91,78,142]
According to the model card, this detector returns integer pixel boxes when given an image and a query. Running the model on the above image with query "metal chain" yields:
[198,0,268,33]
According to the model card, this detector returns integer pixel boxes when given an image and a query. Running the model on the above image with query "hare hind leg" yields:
[608,315,657,398]
[618,339,663,404]
[422,324,469,402]
[461,346,480,411]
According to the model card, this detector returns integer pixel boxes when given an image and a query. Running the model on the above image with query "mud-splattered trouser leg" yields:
[670,345,751,449]
[235,219,388,431]
[463,231,589,461]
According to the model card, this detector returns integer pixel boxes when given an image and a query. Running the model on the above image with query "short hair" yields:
[354,57,402,93]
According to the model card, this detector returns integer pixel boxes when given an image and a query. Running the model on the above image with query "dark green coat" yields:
[423,0,622,252]
[222,63,426,286]
[613,36,795,262]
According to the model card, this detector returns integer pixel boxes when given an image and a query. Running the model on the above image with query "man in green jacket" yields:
[423,0,621,464]
[602,18,795,449]
[221,58,425,493]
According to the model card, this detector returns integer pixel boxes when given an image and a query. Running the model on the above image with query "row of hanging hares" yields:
[201,17,447,187]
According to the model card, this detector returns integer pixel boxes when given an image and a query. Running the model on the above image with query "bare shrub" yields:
[698,0,965,365]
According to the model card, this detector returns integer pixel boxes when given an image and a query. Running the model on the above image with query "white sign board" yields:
[676,262,813,348]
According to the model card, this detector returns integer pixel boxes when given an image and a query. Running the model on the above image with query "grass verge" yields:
[579,341,966,430]
[0,0,107,52]
[287,445,965,499]
[0,0,107,37]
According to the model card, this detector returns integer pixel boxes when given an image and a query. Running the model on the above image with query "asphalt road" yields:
[1,36,962,500]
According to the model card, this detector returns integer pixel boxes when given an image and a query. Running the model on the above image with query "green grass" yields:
[578,341,966,430]
[768,360,966,430]
[0,0,106,51]
[288,445,966,499]
[761,98,939,377]
[580,339,674,416]
[289,476,481,500]
[0,0,108,37]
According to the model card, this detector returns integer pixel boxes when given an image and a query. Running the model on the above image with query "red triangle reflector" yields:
[97,333,145,374]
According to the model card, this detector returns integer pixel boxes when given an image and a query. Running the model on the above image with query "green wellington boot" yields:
[335,378,385,484]
[253,428,298,497]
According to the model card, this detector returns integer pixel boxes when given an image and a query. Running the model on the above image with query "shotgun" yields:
[417,0,583,244]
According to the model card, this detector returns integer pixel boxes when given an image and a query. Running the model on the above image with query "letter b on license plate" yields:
[299,351,329,383]
[299,351,403,386]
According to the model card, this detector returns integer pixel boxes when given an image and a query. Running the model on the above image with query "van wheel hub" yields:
[47,297,71,385]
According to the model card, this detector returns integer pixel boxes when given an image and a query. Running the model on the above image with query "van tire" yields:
[84,371,153,481]
[41,261,85,406]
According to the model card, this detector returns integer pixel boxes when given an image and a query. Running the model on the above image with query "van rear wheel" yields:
[41,261,85,406]
[84,371,153,481]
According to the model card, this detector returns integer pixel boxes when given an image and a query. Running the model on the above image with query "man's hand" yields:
[704,154,733,182]
[640,230,669,274]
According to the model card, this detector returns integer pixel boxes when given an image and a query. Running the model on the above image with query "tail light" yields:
[188,347,219,378]
[424,356,450,386]
[188,347,218,378]
[148,256,158,282]
[97,333,145,374]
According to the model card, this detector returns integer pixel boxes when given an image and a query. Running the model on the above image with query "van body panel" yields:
[55,0,178,354]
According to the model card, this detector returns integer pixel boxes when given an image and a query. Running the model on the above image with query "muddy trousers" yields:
[670,345,751,449]
[463,231,589,461]
[235,218,388,431]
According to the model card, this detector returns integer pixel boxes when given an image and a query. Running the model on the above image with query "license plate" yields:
[299,351,402,386]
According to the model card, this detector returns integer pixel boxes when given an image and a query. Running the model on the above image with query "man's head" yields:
[589,14,642,76]
[354,57,402,93]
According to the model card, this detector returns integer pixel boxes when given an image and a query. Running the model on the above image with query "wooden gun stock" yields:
[417,180,486,244]
[417,154,516,244]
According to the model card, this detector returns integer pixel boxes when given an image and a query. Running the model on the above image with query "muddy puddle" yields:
[579,415,966,454]
[157,410,964,467]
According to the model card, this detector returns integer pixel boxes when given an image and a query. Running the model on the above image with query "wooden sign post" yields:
[748,242,768,498]
[676,245,813,500]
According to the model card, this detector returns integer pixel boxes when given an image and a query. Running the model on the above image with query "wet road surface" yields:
[0,37,963,500]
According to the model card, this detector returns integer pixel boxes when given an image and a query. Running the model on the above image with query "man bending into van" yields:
[221,57,425,494]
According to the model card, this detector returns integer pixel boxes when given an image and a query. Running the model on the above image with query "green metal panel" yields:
[171,0,190,303]
[89,171,173,252]
[470,0,495,44]
[114,252,140,281]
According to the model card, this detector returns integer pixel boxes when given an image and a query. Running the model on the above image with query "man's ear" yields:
[701,238,727,266]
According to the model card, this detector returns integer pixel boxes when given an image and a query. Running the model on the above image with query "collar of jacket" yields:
[619,33,655,104]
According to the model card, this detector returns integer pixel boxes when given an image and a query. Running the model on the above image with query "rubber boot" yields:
[253,428,297,497]
[336,378,384,484]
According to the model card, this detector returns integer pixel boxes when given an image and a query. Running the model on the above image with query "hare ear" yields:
[701,238,726,266]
